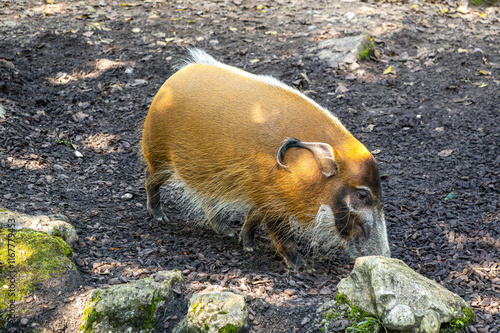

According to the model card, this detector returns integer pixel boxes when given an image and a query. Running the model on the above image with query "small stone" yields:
[121,193,133,200]
[345,12,355,20]
[284,289,297,296]
[20,318,29,325]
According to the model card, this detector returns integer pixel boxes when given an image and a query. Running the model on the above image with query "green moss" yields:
[0,229,75,310]
[470,0,498,5]
[357,38,375,62]
[440,307,476,332]
[79,291,102,333]
[140,290,163,331]
[219,324,238,333]
[192,301,202,313]
[51,227,68,243]
[318,293,385,333]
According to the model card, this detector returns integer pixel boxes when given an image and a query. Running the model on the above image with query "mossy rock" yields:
[0,208,78,246]
[0,228,77,313]
[80,270,185,333]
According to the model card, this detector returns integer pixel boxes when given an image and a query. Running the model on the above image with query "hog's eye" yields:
[356,189,371,203]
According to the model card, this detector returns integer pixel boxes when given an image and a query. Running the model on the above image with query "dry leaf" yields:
[250,59,259,63]
[383,66,393,75]
[438,149,453,157]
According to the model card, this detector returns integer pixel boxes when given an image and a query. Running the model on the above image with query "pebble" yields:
[121,193,133,200]
[345,12,355,20]
[20,318,28,325]
[284,288,297,296]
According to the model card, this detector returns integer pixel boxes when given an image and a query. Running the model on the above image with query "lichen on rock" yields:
[174,291,248,333]
[79,270,184,333]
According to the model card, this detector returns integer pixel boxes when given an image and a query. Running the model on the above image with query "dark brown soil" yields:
[0,0,498,332]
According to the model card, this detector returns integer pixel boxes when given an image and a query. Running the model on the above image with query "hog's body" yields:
[141,49,390,268]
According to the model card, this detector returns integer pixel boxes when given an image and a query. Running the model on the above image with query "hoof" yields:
[284,253,307,271]
[212,223,237,237]
[148,207,169,222]
[220,226,237,237]
[240,235,258,252]
[242,240,258,252]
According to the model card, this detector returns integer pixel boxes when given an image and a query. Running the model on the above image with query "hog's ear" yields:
[276,138,337,177]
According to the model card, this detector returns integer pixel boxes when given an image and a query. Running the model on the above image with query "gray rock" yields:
[337,256,474,333]
[0,208,78,246]
[312,34,374,68]
[174,291,248,333]
[80,270,184,333]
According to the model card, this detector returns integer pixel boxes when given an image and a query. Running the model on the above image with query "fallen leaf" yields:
[383,66,393,75]
[265,31,277,36]
[335,85,349,94]
[132,28,141,33]
[438,149,453,157]
[132,79,148,86]
[250,59,259,63]
[319,286,332,295]
[444,192,456,201]
[229,27,237,32]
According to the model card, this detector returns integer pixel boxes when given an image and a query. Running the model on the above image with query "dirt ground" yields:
[0,0,499,332]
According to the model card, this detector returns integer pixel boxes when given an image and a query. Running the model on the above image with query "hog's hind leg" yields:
[145,166,170,222]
